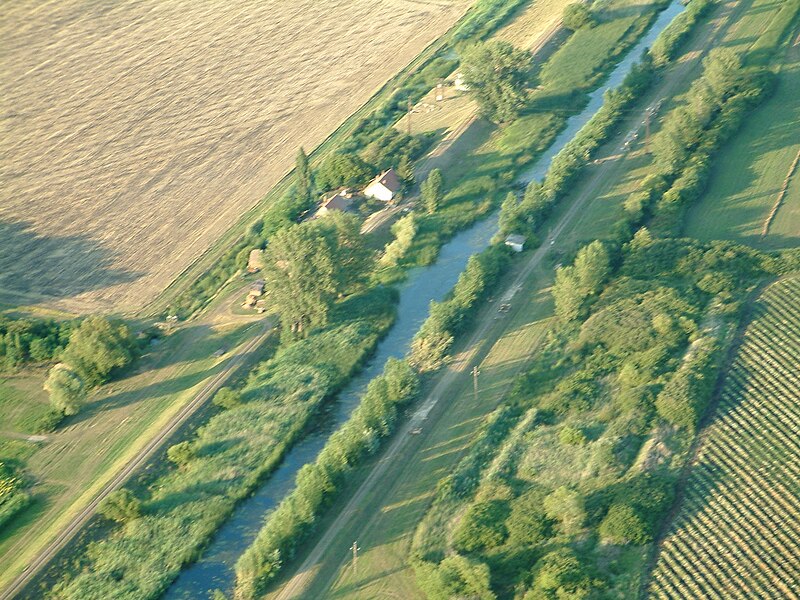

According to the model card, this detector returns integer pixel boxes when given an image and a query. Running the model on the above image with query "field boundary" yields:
[761,148,800,237]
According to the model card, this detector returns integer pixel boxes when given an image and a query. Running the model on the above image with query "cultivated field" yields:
[685,29,800,249]
[649,276,800,599]
[0,0,471,314]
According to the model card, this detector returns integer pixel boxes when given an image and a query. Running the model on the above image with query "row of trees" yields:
[235,359,419,597]
[0,316,73,371]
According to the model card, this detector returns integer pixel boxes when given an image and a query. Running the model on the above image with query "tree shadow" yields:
[0,220,142,305]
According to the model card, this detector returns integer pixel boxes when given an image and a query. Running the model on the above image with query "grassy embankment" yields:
[684,0,800,249]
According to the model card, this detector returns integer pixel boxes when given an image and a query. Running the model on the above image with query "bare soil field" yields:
[0,0,471,314]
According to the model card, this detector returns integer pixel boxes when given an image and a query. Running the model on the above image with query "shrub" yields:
[543,487,585,535]
[453,499,510,552]
[562,3,595,31]
[506,489,553,547]
[167,441,195,466]
[559,425,587,446]
[414,554,496,600]
[99,488,142,523]
[212,387,241,410]
[599,503,650,544]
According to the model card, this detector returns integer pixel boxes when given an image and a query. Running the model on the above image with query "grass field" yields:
[648,276,800,599]
[0,373,50,436]
[684,23,800,249]
[0,0,472,315]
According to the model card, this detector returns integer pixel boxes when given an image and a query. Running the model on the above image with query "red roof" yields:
[370,168,401,193]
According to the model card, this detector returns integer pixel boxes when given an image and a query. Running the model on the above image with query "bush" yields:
[599,503,650,544]
[212,387,241,410]
[98,488,142,523]
[167,441,195,466]
[453,499,510,552]
[414,554,496,600]
[562,3,595,31]
[558,425,587,446]
[506,489,553,547]
[543,487,585,535]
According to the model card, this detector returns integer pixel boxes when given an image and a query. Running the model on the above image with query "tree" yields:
[315,152,371,191]
[599,503,650,544]
[213,387,242,410]
[294,147,314,205]
[262,215,370,337]
[573,240,610,294]
[499,191,521,235]
[460,41,532,123]
[453,499,510,552]
[167,441,194,466]
[61,316,135,388]
[562,3,595,31]
[543,487,585,535]
[507,489,553,547]
[45,364,86,416]
[380,213,417,267]
[527,548,595,599]
[397,153,415,187]
[552,265,584,322]
[421,168,443,213]
[99,488,142,523]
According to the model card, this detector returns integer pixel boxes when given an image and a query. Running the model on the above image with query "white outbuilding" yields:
[504,234,526,253]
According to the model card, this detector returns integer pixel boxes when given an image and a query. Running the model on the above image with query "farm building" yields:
[247,249,264,273]
[315,189,356,217]
[454,72,469,91]
[363,168,401,202]
[504,234,526,252]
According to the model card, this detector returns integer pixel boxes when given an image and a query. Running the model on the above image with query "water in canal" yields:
[165,3,685,596]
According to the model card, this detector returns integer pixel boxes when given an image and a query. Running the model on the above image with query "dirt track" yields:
[0,0,470,314]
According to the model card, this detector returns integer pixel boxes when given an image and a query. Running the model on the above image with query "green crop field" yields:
[649,276,800,599]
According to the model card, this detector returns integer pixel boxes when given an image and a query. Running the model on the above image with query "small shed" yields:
[250,279,265,296]
[505,234,526,253]
[363,169,401,202]
[247,249,264,273]
[454,72,470,92]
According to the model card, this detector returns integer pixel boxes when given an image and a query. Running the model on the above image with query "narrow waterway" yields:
[165,3,685,597]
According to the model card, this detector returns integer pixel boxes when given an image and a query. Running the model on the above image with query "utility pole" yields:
[351,540,360,576]
[472,365,480,402]
[407,98,412,137]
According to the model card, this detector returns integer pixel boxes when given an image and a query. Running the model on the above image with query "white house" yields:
[363,168,402,202]
[505,234,526,253]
